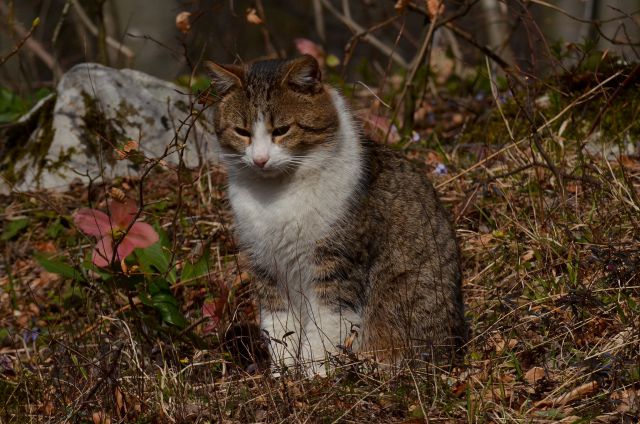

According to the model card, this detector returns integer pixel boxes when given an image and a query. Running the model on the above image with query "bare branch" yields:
[318,0,409,68]
[70,0,135,62]
[0,2,63,78]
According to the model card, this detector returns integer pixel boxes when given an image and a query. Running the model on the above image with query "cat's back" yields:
[355,141,457,249]
[334,141,466,358]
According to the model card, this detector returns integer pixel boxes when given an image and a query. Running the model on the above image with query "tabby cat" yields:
[207,55,466,374]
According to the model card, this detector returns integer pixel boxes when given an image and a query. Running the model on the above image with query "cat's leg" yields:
[300,295,361,375]
[299,254,363,375]
[255,275,303,373]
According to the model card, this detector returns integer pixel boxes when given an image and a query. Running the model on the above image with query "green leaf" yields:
[181,251,210,283]
[34,253,83,281]
[1,218,29,241]
[45,219,65,239]
[152,293,187,327]
[135,242,176,283]
[149,278,171,296]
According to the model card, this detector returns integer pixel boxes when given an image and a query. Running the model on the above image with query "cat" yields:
[206,55,467,374]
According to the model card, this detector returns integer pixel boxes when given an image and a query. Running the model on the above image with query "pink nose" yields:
[253,157,269,168]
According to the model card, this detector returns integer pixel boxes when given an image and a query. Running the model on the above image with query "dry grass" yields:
[1,63,640,423]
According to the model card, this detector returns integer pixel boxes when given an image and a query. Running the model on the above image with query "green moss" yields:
[79,90,126,166]
[0,94,56,185]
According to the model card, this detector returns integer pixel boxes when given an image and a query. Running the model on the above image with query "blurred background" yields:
[1,0,639,90]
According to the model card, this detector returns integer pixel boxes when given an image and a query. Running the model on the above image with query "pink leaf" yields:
[294,38,325,68]
[93,236,114,267]
[126,222,160,249]
[114,237,137,263]
[202,301,222,334]
[74,209,113,237]
[109,199,137,228]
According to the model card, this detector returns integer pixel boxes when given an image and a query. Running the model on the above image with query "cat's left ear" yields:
[282,55,322,94]
[205,61,244,96]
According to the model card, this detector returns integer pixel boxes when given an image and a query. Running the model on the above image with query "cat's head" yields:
[205,55,339,176]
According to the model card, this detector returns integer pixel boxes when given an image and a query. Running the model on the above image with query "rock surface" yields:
[0,63,216,193]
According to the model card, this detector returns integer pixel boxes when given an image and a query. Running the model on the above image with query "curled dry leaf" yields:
[175,11,192,34]
[123,140,138,153]
[535,381,599,408]
[427,0,445,19]
[489,332,518,354]
[524,366,546,385]
[92,411,111,424]
[109,187,126,202]
[246,8,263,25]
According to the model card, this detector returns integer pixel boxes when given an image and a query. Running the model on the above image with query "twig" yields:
[586,62,640,138]
[436,70,623,188]
[393,4,440,131]
[343,15,400,70]
[446,21,517,78]
[318,0,409,68]
[0,2,63,78]
[396,0,519,79]
[0,16,39,67]
[312,0,325,42]
[70,0,134,62]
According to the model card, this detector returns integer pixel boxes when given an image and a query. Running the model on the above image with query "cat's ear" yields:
[205,61,244,95]
[282,55,322,93]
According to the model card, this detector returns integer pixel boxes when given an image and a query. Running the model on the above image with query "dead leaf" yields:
[123,140,138,153]
[611,387,640,414]
[535,381,599,407]
[619,155,640,171]
[427,0,445,19]
[34,241,57,253]
[489,332,518,354]
[520,249,535,262]
[115,386,126,416]
[342,324,359,351]
[176,11,192,34]
[246,8,263,24]
[557,416,582,424]
[109,187,126,202]
[524,367,546,385]
[92,411,111,424]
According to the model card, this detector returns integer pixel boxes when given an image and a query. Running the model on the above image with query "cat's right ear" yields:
[205,61,244,96]
[282,55,322,94]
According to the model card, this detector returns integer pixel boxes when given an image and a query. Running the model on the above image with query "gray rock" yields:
[0,63,216,193]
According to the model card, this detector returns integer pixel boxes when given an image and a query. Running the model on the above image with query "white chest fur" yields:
[227,91,362,287]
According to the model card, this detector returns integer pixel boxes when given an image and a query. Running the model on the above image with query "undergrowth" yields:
[1,61,640,423]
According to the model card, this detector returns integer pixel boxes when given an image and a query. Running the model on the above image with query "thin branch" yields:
[318,0,409,68]
[0,1,63,79]
[312,0,326,42]
[70,0,134,61]
[0,16,39,67]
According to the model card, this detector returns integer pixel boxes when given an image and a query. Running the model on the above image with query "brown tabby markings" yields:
[208,55,466,367]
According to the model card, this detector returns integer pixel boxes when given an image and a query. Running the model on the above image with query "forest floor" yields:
[1,60,640,423]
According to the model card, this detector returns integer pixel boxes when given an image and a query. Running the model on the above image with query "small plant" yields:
[35,197,192,328]
[74,198,159,267]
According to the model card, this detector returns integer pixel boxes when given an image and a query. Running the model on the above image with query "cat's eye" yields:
[234,127,251,137]
[272,125,290,137]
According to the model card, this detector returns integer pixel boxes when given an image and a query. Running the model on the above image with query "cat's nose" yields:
[253,156,269,168]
